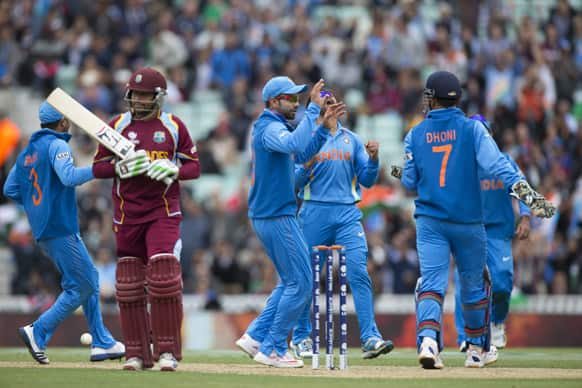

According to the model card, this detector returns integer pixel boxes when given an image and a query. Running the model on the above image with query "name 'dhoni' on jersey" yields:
[425,129,456,144]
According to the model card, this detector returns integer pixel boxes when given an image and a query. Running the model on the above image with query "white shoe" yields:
[418,337,444,369]
[235,333,260,358]
[465,344,485,368]
[123,357,143,371]
[491,323,507,348]
[253,351,304,368]
[18,324,49,365]
[159,352,178,371]
[290,338,314,358]
[90,341,125,361]
[485,345,498,366]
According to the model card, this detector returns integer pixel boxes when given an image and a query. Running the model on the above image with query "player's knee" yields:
[346,263,371,287]
[116,256,147,302]
[147,254,182,298]
[62,287,83,309]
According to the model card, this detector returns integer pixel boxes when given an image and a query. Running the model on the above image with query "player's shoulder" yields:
[163,111,186,127]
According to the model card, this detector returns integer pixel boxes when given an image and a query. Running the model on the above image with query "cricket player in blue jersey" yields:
[390,71,555,369]
[3,102,124,365]
[290,90,394,360]
[235,77,346,368]
[454,115,531,353]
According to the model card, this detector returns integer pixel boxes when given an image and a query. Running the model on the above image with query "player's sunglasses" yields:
[276,94,299,103]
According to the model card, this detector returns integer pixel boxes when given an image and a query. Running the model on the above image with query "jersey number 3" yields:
[29,167,43,206]
[432,144,452,187]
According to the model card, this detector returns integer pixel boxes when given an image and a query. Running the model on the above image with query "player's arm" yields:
[262,102,323,155]
[354,136,379,188]
[294,164,311,191]
[92,141,116,178]
[174,116,201,180]
[474,122,555,218]
[3,165,23,204]
[49,140,93,187]
[399,130,418,191]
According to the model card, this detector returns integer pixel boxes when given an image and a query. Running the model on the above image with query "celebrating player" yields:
[391,70,555,369]
[4,101,124,365]
[92,67,200,371]
[454,115,531,353]
[291,90,394,360]
[235,76,345,368]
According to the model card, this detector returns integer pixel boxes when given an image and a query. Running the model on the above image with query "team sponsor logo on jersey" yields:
[24,152,38,166]
[56,152,70,160]
[343,136,350,144]
[127,131,139,144]
[153,131,166,143]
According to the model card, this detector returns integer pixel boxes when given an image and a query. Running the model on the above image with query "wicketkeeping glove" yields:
[147,159,179,182]
[390,165,403,180]
[115,149,150,179]
[510,180,556,218]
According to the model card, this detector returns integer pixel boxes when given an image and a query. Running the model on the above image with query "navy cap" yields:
[39,101,64,124]
[262,76,307,102]
[424,71,462,100]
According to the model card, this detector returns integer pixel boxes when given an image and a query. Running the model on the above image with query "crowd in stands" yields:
[0,0,581,309]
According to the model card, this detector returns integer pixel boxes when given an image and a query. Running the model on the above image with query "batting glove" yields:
[510,180,556,218]
[390,165,403,180]
[115,149,150,179]
[147,159,179,182]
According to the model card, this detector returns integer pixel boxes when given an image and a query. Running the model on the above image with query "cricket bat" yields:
[46,87,172,185]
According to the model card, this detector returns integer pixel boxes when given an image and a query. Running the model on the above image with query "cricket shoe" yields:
[485,345,499,366]
[253,351,304,368]
[465,344,485,368]
[290,338,314,358]
[90,341,125,361]
[491,323,507,349]
[18,324,49,365]
[459,341,468,353]
[159,352,178,371]
[362,337,394,359]
[235,333,260,358]
[418,337,444,369]
[123,357,143,371]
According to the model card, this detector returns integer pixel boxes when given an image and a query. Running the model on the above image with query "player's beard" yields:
[131,104,158,120]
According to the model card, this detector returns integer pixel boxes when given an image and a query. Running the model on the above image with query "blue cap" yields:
[39,101,64,124]
[262,76,307,102]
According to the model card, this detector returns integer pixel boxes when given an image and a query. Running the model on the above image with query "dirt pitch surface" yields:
[1,361,581,379]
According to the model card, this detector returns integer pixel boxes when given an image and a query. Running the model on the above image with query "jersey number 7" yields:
[432,144,452,187]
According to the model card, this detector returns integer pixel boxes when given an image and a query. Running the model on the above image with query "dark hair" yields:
[435,98,457,108]
[41,120,61,130]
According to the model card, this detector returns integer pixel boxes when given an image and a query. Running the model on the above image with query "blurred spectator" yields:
[1,0,581,299]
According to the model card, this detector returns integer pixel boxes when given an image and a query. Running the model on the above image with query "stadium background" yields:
[0,0,581,349]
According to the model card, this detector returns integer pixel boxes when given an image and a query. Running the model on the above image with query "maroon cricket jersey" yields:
[93,111,200,225]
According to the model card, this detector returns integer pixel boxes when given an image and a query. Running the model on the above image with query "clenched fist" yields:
[365,141,379,161]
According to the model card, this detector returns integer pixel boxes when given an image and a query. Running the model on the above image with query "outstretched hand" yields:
[321,102,346,130]
[309,79,325,107]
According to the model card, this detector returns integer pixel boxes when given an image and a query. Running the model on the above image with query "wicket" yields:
[311,245,348,370]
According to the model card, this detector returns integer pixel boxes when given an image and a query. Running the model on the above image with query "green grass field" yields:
[1,347,581,388]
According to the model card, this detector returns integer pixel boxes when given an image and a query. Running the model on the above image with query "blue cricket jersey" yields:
[248,103,328,218]
[3,128,94,240]
[401,108,523,223]
[295,123,379,204]
[480,153,531,239]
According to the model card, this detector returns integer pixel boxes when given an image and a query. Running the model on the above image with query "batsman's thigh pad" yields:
[115,256,153,367]
[147,253,183,360]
